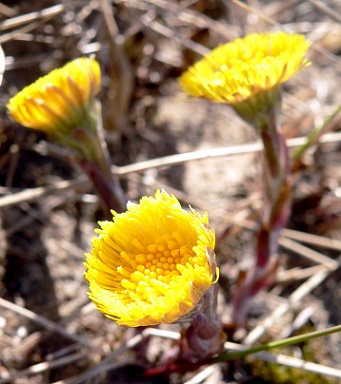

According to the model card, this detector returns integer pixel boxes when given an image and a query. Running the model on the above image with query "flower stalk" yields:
[180,283,224,360]
[231,102,291,325]
[7,57,126,215]
[69,99,126,215]
[84,190,219,328]
[84,190,223,359]
[179,31,311,327]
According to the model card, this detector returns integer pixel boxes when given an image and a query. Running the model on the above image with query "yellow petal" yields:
[7,57,101,134]
[84,189,218,327]
[179,31,311,105]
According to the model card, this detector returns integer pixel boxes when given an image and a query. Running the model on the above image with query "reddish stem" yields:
[78,158,126,217]
[232,108,291,326]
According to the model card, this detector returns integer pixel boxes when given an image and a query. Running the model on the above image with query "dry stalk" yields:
[99,0,134,133]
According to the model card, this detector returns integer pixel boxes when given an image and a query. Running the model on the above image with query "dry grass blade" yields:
[282,228,341,251]
[277,264,334,283]
[255,352,341,379]
[307,0,341,22]
[99,0,134,132]
[244,222,341,344]
[225,342,341,379]
[0,43,4,86]
[67,331,148,384]
[0,4,64,31]
[279,237,339,268]
[125,0,236,39]
[0,298,98,351]
[115,132,341,175]
[4,52,59,70]
[244,267,339,345]
[0,350,87,384]
[0,4,64,43]
[1,132,341,209]
[0,176,88,208]
[183,365,219,384]
[0,3,16,17]
[141,16,210,56]
[62,328,180,384]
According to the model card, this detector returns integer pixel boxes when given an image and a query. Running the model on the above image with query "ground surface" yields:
[0,1,341,383]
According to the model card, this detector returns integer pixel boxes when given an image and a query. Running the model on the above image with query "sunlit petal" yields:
[84,190,218,327]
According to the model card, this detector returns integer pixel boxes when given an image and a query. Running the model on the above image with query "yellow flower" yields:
[7,57,101,135]
[179,31,310,110]
[84,190,218,327]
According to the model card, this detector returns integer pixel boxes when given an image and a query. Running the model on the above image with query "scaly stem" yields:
[77,156,126,216]
[180,284,224,360]
[232,104,291,326]
[61,100,127,216]
[179,255,224,360]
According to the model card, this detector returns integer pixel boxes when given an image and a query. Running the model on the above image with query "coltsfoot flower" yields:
[179,31,310,123]
[179,31,310,104]
[84,190,218,327]
[7,57,101,136]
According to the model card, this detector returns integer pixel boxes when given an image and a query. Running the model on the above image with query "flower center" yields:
[134,232,194,282]
[118,232,196,297]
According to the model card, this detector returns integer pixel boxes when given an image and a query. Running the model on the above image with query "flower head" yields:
[7,57,101,136]
[84,190,218,327]
[179,31,310,119]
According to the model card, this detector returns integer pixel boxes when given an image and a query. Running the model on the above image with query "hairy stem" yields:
[232,104,291,326]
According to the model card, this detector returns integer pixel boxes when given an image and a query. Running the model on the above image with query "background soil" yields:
[0,0,341,383]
